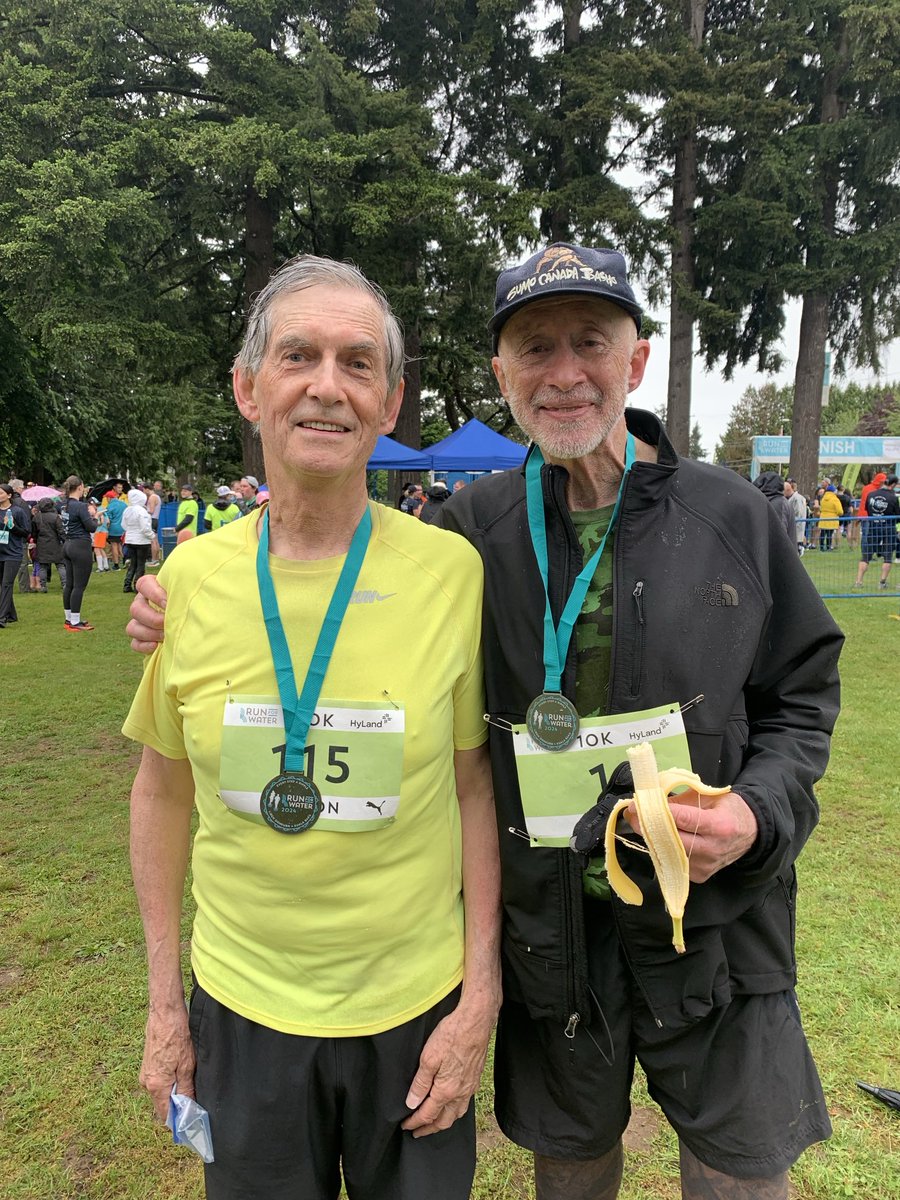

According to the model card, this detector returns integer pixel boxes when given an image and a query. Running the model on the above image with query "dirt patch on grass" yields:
[30,732,140,768]
[0,965,24,990]
[476,1112,506,1153]
[62,1144,101,1182]
[623,1105,661,1153]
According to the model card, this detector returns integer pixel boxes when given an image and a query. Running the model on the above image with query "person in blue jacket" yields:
[105,487,128,570]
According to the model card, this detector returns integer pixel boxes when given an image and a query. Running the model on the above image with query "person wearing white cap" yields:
[418,480,451,525]
[205,487,242,532]
[122,488,153,593]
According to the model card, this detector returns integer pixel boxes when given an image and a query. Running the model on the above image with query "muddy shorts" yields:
[494,898,831,1179]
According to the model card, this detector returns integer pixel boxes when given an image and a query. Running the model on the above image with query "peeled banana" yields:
[603,743,730,953]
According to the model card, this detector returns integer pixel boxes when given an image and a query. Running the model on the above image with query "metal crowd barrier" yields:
[795,516,900,598]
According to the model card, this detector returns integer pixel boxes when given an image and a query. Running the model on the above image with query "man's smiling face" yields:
[493,295,648,462]
[233,285,404,486]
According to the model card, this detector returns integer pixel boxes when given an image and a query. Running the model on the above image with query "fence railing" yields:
[795,516,900,598]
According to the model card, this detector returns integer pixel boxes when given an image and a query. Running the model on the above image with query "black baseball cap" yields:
[489,243,643,349]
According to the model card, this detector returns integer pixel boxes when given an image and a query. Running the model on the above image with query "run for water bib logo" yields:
[238,705,281,725]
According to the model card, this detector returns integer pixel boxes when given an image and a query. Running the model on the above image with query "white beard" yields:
[506,382,627,461]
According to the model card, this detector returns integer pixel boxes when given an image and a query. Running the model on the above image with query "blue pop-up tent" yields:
[367,435,433,471]
[427,419,527,471]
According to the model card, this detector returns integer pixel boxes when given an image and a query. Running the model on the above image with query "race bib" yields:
[219,695,405,832]
[512,703,691,846]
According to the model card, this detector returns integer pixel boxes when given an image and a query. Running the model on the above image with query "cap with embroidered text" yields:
[490,243,643,350]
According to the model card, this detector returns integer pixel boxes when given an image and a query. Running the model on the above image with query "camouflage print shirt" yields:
[570,505,615,719]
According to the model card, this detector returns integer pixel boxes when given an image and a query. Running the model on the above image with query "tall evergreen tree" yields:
[714,381,793,475]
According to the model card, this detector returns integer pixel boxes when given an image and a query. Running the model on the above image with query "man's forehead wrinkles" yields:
[507,298,626,341]
[273,333,313,350]
[269,332,383,358]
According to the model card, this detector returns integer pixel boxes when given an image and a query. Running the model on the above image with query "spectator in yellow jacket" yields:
[818,485,844,551]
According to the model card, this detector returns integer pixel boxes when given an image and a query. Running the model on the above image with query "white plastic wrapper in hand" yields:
[166,1085,214,1163]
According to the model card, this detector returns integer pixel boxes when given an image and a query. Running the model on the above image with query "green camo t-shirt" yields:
[570,504,615,719]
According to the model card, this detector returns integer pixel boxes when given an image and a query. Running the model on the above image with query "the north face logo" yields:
[697,582,739,607]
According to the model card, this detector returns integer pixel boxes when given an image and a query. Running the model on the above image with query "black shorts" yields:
[860,526,896,562]
[494,898,830,1179]
[107,533,122,543]
[190,981,474,1200]
[151,517,159,533]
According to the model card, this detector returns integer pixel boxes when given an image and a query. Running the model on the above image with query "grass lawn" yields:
[1,570,898,1198]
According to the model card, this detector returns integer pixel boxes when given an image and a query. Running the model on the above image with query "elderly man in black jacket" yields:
[436,244,842,1200]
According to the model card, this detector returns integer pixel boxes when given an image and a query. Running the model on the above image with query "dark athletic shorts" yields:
[190,980,474,1200]
[860,525,896,562]
[494,897,831,1180]
[107,533,122,543]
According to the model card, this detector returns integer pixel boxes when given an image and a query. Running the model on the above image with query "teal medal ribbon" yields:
[255,504,372,832]
[524,431,636,750]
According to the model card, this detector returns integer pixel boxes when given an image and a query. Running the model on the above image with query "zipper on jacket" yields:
[559,854,579,1030]
[631,580,645,694]
[610,899,664,1029]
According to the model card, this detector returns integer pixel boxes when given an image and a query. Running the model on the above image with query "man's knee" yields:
[679,1141,788,1200]
[534,1140,623,1200]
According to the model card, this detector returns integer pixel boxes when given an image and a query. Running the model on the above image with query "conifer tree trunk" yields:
[393,324,422,452]
[241,184,274,480]
[388,276,423,504]
[544,0,583,242]
[788,23,848,499]
[790,292,829,497]
[666,0,705,458]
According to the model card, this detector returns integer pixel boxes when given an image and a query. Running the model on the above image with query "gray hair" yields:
[234,255,406,393]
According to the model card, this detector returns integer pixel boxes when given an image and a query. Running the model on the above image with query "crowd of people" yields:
[751,470,900,586]
[0,474,273,632]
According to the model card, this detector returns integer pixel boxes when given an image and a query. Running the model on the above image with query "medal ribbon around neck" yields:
[256,503,372,773]
[525,430,636,696]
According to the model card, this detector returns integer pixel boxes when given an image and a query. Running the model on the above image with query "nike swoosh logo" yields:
[349,590,397,604]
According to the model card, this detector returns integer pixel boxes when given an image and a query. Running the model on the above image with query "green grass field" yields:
[1,570,898,1198]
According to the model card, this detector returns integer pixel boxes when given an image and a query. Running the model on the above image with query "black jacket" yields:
[419,488,450,525]
[752,471,795,542]
[438,410,843,1033]
[32,500,65,563]
[0,504,29,561]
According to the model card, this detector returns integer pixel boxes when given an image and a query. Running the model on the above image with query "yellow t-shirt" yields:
[176,498,199,534]
[123,503,487,1037]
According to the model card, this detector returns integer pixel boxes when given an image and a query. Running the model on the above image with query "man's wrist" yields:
[458,979,502,1023]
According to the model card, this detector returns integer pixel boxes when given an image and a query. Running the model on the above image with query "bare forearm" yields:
[455,747,502,1019]
[130,750,195,1013]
